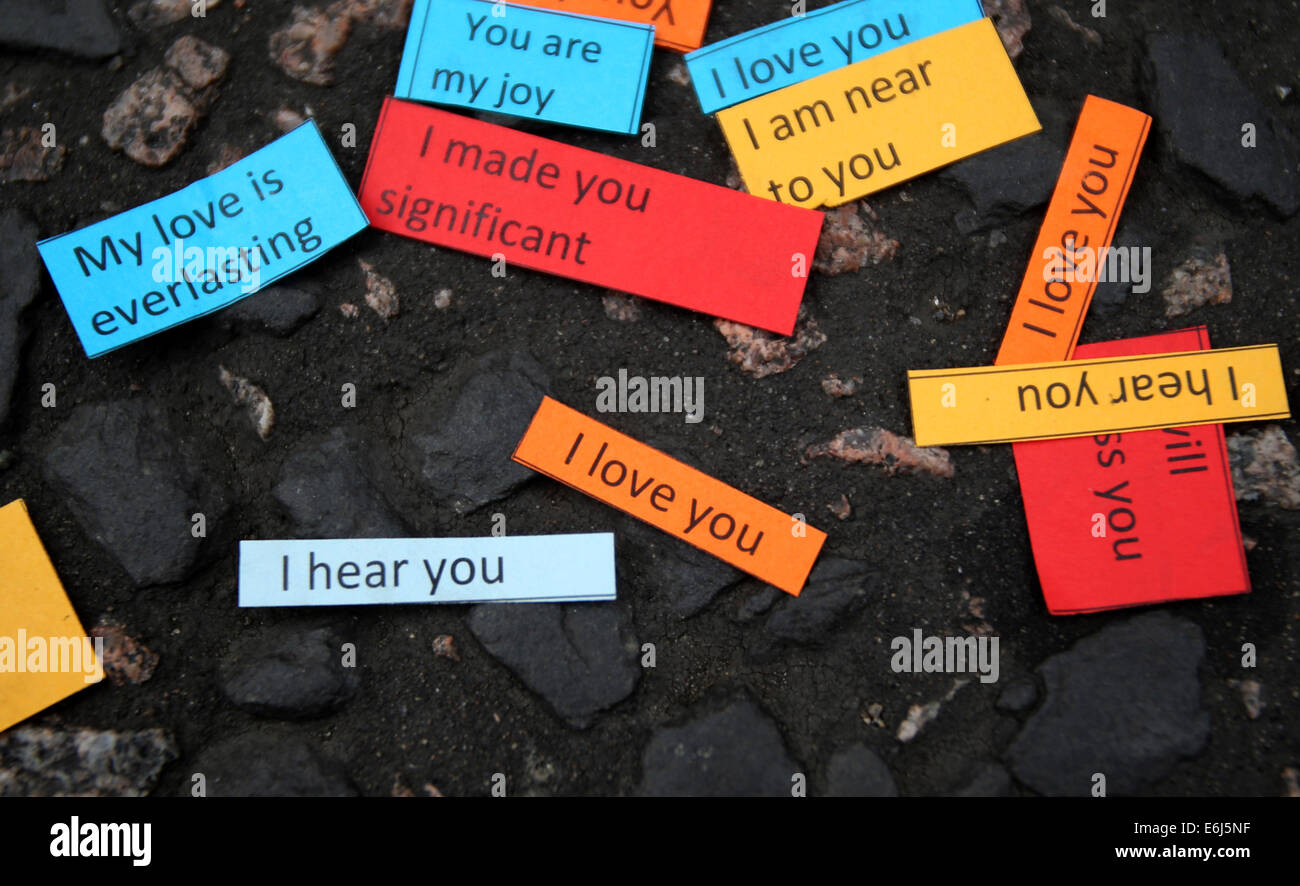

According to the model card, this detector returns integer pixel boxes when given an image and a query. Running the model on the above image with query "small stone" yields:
[431,634,460,662]
[984,0,1032,60]
[44,399,229,586]
[601,292,641,322]
[164,34,230,90]
[274,428,407,538]
[861,702,886,729]
[617,518,742,618]
[0,82,31,111]
[218,624,360,719]
[101,68,198,167]
[813,201,899,275]
[468,602,640,729]
[404,350,550,511]
[343,0,413,29]
[359,259,399,319]
[666,62,691,86]
[1277,85,1294,103]
[188,731,356,796]
[1283,767,1300,797]
[271,107,308,132]
[806,427,955,478]
[204,143,246,175]
[0,726,177,796]
[820,373,860,397]
[129,0,223,28]
[221,285,320,335]
[827,494,851,520]
[639,697,798,797]
[715,307,825,378]
[90,621,159,686]
[0,210,40,427]
[1048,5,1100,44]
[996,676,1038,713]
[824,744,898,797]
[433,288,452,309]
[0,0,121,59]
[756,558,875,655]
[1227,678,1263,719]
[1227,426,1300,509]
[218,365,275,440]
[897,681,966,743]
[339,302,359,319]
[1161,244,1232,318]
[1144,35,1300,217]
[1006,612,1209,796]
[269,5,353,86]
[0,128,65,182]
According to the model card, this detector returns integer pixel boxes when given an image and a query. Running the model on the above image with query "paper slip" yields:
[359,97,823,335]
[716,16,1040,208]
[0,499,102,733]
[512,397,827,595]
[908,345,1290,446]
[37,122,367,359]
[396,0,653,135]
[1013,328,1250,614]
[996,95,1152,365]
[686,0,983,114]
[238,533,616,606]
[516,0,711,52]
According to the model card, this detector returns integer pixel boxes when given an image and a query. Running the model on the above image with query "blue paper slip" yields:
[238,533,617,606]
[395,0,653,135]
[685,0,985,114]
[37,122,367,359]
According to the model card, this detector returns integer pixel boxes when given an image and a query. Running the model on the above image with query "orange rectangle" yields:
[512,397,826,594]
[515,0,711,52]
[995,95,1151,366]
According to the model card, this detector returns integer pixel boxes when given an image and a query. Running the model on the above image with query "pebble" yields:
[984,0,1032,60]
[468,602,640,729]
[806,427,954,478]
[359,259,399,319]
[220,285,320,336]
[616,518,742,618]
[165,35,231,91]
[1226,426,1300,509]
[218,365,275,440]
[274,428,408,538]
[90,621,159,685]
[996,676,1039,713]
[0,726,177,796]
[218,624,360,719]
[0,209,39,427]
[820,373,860,398]
[404,350,550,512]
[1161,242,1232,318]
[44,399,229,586]
[0,0,121,59]
[824,743,898,797]
[268,6,353,86]
[601,292,641,322]
[714,308,826,378]
[639,697,798,797]
[1145,35,1300,217]
[1006,612,1209,795]
[188,730,356,796]
[129,0,223,29]
[0,127,65,182]
[813,201,899,275]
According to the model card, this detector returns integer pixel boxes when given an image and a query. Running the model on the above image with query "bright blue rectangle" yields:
[37,122,367,359]
[395,0,653,135]
[685,0,986,114]
[238,533,617,606]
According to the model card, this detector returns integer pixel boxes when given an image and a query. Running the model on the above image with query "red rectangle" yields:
[359,98,822,335]
[1012,327,1250,614]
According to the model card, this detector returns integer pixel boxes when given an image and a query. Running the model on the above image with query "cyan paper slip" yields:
[685,0,983,113]
[37,122,367,359]
[396,0,653,135]
[238,533,616,606]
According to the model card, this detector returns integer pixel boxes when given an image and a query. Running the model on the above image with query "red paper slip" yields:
[359,98,823,335]
[1012,327,1250,614]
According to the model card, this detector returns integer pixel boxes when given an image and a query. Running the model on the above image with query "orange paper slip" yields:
[995,95,1151,365]
[512,397,826,595]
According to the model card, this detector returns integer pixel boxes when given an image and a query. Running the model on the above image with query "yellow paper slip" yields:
[908,346,1290,447]
[0,499,101,733]
[717,16,1040,208]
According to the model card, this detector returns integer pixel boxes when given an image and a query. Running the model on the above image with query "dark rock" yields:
[1090,220,1152,318]
[221,285,320,336]
[1006,612,1209,796]
[639,697,797,797]
[1227,426,1300,509]
[218,624,359,719]
[405,350,550,512]
[754,558,875,656]
[953,763,1015,797]
[1144,35,1300,217]
[735,585,782,621]
[188,731,356,796]
[996,676,1039,713]
[274,429,407,538]
[0,127,67,182]
[0,210,39,427]
[0,726,177,796]
[468,602,639,728]
[824,743,897,797]
[617,518,742,618]
[944,97,1070,233]
[44,400,229,586]
[0,0,121,59]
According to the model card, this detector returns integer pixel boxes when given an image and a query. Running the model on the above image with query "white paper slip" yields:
[238,533,616,606]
